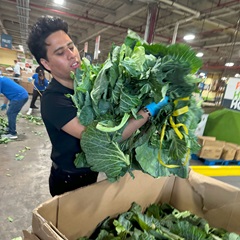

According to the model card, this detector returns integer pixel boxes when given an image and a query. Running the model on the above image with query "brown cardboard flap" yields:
[171,170,240,233]
[204,140,225,147]
[54,171,172,240]
[225,143,240,150]
[23,230,41,240]
[32,197,66,240]
[198,136,216,146]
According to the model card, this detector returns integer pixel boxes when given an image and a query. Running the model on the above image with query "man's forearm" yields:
[121,110,149,140]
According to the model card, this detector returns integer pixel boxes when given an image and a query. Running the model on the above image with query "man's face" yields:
[40,30,80,84]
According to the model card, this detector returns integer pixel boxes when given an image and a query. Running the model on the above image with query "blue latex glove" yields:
[28,77,33,82]
[145,96,169,117]
[1,104,7,111]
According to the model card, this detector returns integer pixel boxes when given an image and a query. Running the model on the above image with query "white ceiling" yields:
[0,0,240,78]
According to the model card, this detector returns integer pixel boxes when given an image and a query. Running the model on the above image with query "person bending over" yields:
[0,76,28,139]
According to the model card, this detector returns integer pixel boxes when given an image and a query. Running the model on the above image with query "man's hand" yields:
[1,104,7,111]
[145,96,169,117]
[28,77,33,82]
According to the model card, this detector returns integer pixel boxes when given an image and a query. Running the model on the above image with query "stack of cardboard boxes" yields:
[20,71,34,94]
[198,136,240,160]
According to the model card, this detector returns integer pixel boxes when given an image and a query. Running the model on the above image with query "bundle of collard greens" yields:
[71,30,203,182]
[0,114,10,144]
[78,202,240,240]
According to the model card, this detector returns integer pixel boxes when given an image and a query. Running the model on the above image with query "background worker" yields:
[26,68,49,115]
[13,60,21,84]
[0,75,29,139]
[27,16,168,197]
[26,65,33,74]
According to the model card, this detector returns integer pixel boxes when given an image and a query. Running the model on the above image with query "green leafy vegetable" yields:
[72,29,203,181]
[8,216,13,222]
[78,202,239,240]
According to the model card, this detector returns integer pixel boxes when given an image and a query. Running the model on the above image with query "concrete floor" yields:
[1,96,240,240]
[0,96,52,240]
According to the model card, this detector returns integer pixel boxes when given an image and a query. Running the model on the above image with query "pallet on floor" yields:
[191,154,240,166]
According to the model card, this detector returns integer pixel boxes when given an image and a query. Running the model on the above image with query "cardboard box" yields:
[198,140,225,159]
[221,143,237,160]
[24,170,240,240]
[23,230,40,240]
[20,81,34,94]
[235,150,240,161]
[21,71,33,81]
[199,145,223,159]
[197,136,216,146]
[223,143,240,161]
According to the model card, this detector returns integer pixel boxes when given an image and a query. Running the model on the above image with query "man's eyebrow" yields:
[53,42,74,53]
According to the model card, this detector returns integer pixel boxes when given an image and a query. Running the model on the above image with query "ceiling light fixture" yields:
[54,0,64,4]
[235,73,240,78]
[183,34,195,41]
[225,62,234,67]
[196,52,204,57]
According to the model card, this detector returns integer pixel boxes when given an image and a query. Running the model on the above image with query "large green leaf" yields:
[91,59,112,105]
[81,125,130,182]
[135,142,169,178]
[119,89,142,113]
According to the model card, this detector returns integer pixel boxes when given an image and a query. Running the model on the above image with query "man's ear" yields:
[40,58,51,72]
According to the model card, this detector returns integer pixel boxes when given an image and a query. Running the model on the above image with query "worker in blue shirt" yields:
[26,68,49,115]
[0,76,29,139]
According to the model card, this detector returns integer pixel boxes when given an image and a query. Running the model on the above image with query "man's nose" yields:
[66,48,75,59]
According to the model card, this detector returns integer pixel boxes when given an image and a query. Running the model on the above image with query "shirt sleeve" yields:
[32,73,37,80]
[41,92,77,131]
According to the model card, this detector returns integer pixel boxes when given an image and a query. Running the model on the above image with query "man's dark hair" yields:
[27,16,68,72]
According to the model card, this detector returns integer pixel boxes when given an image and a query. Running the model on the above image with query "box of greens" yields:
[25,169,240,240]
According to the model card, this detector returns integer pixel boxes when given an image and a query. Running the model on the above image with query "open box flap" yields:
[171,169,240,233]
[32,197,67,240]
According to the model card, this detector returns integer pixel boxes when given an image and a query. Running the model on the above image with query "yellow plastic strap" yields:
[158,154,180,168]
[169,116,188,140]
[160,123,166,142]
[173,97,189,105]
[183,148,190,166]
[172,106,189,116]
[172,97,190,117]
[157,96,191,168]
[158,124,180,168]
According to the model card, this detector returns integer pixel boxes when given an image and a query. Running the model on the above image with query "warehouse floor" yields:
[1,96,240,240]
[0,96,51,240]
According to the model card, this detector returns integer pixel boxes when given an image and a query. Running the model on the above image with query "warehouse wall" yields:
[0,47,18,66]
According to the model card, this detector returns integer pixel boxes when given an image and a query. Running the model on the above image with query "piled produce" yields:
[0,114,10,144]
[78,202,240,239]
[71,30,203,182]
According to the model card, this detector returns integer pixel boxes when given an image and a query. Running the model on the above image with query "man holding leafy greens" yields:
[27,16,169,197]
